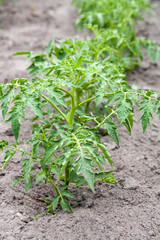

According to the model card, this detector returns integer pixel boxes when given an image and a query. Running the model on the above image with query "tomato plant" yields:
[0,0,160,214]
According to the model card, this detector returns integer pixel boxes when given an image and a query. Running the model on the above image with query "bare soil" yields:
[0,1,160,239]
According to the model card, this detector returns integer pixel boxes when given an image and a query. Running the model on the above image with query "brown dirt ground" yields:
[0,0,160,239]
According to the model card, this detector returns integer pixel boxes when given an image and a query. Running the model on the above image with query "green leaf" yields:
[103,176,118,183]
[140,110,153,133]
[96,92,104,106]
[97,143,113,167]
[2,149,16,169]
[50,165,60,175]
[1,90,15,119]
[45,39,54,57]
[11,116,21,142]
[62,190,76,199]
[147,45,160,63]
[44,199,51,204]
[41,140,61,166]
[60,198,73,213]
[76,156,95,193]
[33,214,42,220]
[104,121,119,146]
[139,98,154,132]
[75,176,86,187]
[95,170,114,180]
[46,88,67,108]
[12,51,31,56]
[0,140,9,151]
[52,196,60,212]
[22,158,33,184]
[25,176,33,192]
[27,96,43,119]
[11,176,23,188]
[117,99,132,123]
[36,171,46,184]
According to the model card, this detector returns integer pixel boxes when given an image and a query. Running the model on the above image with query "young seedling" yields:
[0,0,160,214]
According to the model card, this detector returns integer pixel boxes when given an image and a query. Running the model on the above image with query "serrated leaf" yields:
[123,118,132,134]
[44,199,51,204]
[45,39,54,57]
[46,88,67,108]
[96,12,104,26]
[95,170,114,180]
[2,149,16,169]
[62,190,76,199]
[140,110,153,133]
[11,116,21,142]
[60,198,73,213]
[75,176,86,187]
[50,165,60,174]
[96,93,104,106]
[25,176,33,192]
[104,121,119,146]
[52,196,60,212]
[103,176,118,183]
[0,140,9,151]
[11,176,23,188]
[97,143,113,167]
[147,45,160,63]
[117,99,132,123]
[76,156,95,193]
[41,140,61,166]
[22,158,33,183]
[139,98,154,132]
[1,90,15,119]
[36,171,46,184]
[27,96,43,119]
[70,169,78,181]
[33,214,42,220]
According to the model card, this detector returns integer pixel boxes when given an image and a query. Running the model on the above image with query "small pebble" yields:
[123,177,139,190]
[148,230,156,236]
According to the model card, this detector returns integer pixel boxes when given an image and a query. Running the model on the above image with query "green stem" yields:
[77,96,96,108]
[47,175,62,198]
[75,89,81,106]
[68,88,76,128]
[8,146,43,160]
[95,109,118,129]
[41,94,68,122]
[65,167,70,186]
[56,87,73,97]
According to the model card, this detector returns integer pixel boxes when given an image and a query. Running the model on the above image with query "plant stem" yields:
[65,167,70,186]
[68,88,76,128]
[95,109,118,129]
[7,146,43,159]
[56,87,73,97]
[47,175,62,198]
[41,94,68,122]
[77,96,96,108]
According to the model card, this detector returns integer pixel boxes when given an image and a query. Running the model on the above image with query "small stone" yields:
[152,123,159,129]
[16,212,23,218]
[155,169,160,175]
[4,128,14,136]
[150,165,157,171]
[140,61,150,70]
[148,230,156,236]
[156,191,160,197]
[123,177,139,190]
[86,199,94,208]
[19,200,24,205]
